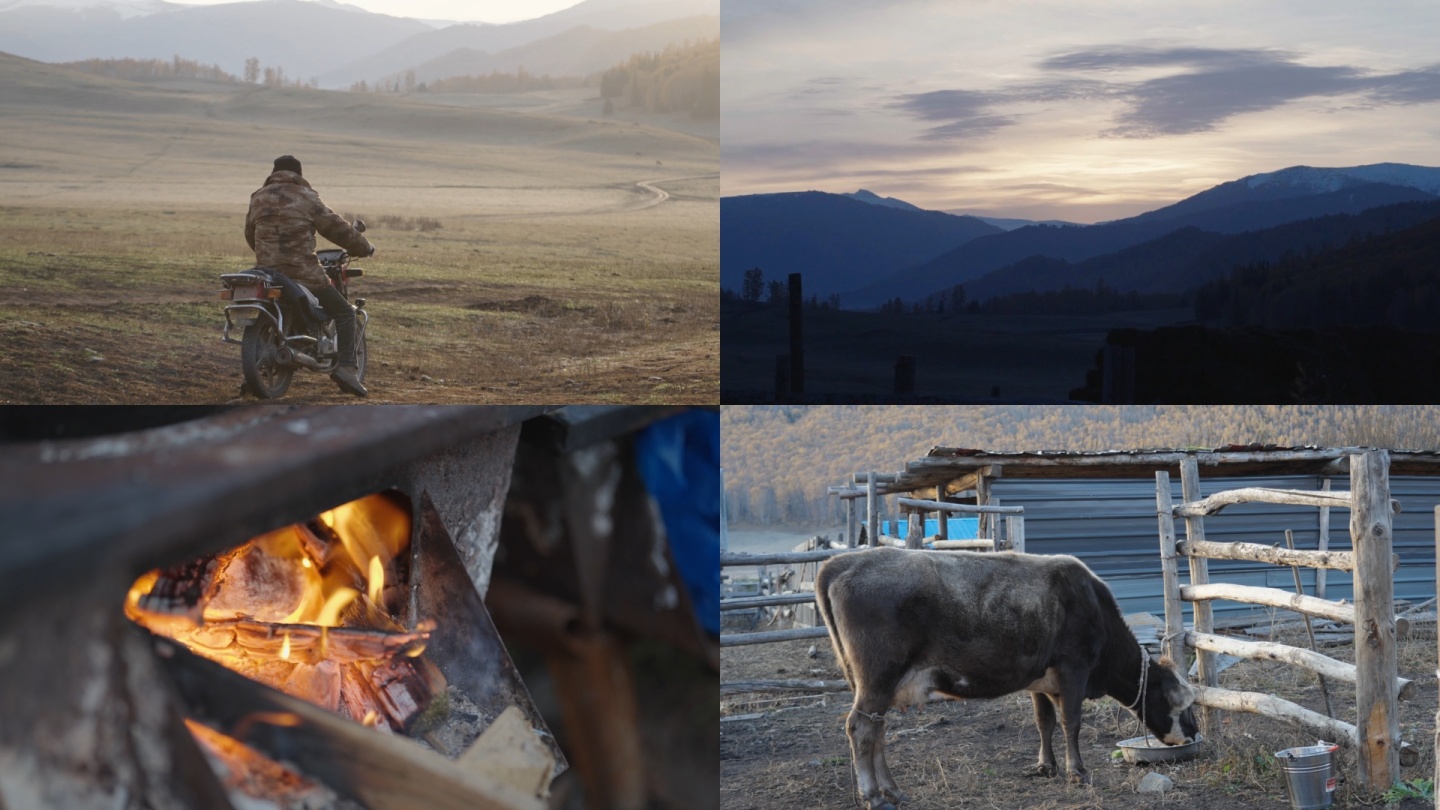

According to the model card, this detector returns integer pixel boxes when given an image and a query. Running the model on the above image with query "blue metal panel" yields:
[991,475,1439,619]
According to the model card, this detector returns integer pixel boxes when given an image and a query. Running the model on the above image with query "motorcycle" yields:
[219,222,370,399]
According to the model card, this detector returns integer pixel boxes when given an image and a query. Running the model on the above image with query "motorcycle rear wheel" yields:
[241,319,295,399]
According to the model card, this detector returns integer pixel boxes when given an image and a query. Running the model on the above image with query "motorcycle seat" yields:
[247,266,330,326]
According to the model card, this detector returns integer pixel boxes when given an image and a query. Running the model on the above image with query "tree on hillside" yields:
[244,57,259,84]
[766,279,785,305]
[742,267,765,302]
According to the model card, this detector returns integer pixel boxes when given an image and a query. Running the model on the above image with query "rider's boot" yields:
[331,364,367,397]
[315,285,365,397]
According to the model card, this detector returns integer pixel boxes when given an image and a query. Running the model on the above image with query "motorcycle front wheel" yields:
[241,319,295,399]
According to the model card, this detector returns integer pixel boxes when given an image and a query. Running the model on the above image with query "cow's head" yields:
[1138,657,1198,746]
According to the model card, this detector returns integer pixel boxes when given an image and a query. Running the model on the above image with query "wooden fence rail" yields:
[1156,450,1404,790]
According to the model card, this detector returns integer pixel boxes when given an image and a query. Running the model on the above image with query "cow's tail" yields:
[814,558,857,692]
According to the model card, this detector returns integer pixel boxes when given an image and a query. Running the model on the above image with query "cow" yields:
[815,547,1198,809]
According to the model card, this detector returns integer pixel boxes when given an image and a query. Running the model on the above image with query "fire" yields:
[126,492,445,737]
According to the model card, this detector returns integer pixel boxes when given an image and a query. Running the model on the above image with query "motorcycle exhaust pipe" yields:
[291,351,323,371]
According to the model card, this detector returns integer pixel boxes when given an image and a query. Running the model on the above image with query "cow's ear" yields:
[1157,655,1174,668]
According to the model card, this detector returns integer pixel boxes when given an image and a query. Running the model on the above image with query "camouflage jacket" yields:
[244,170,373,290]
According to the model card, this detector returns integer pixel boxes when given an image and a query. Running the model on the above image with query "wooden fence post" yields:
[1179,458,1216,734]
[1351,450,1398,790]
[1317,477,1332,599]
[1155,472,1185,667]
[866,472,879,548]
[905,506,924,549]
[1005,515,1025,554]
[935,485,949,541]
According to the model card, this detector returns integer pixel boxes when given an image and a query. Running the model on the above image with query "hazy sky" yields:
[723,0,1440,222]
[168,0,583,23]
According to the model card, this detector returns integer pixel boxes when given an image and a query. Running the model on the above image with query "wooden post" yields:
[844,494,855,548]
[1005,515,1025,554]
[1101,343,1135,404]
[894,356,916,395]
[935,485,949,541]
[1350,450,1398,790]
[788,273,804,395]
[866,472,878,549]
[1179,458,1215,733]
[975,471,992,541]
[905,506,923,549]
[774,355,789,403]
[1155,472,1185,667]
[1317,477,1331,599]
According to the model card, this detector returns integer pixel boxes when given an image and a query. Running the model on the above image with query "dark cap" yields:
[273,155,302,175]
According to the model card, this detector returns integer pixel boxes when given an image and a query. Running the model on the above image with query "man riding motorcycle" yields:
[244,155,375,397]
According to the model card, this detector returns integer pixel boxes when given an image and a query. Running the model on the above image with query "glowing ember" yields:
[126,492,445,735]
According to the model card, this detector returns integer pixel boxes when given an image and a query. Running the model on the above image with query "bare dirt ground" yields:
[0,56,717,404]
[721,629,1438,810]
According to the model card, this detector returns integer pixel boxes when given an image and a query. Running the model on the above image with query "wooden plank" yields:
[720,679,850,696]
[1186,631,1414,700]
[895,497,1023,514]
[1175,487,1354,516]
[1181,583,1357,624]
[905,506,924,549]
[719,627,830,647]
[1350,450,1399,789]
[1177,539,1360,571]
[1192,685,1358,747]
[1155,472,1185,666]
[928,540,995,550]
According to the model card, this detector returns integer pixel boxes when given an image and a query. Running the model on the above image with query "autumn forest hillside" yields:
[722,405,1440,526]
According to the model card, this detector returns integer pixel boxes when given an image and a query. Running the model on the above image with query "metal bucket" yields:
[1275,742,1339,810]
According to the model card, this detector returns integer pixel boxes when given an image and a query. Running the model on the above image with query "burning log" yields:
[159,637,542,810]
[126,492,448,738]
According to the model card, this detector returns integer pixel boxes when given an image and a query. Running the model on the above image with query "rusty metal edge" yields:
[0,405,550,616]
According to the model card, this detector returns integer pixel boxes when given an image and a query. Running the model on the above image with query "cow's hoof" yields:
[1024,763,1057,778]
[1067,771,1092,786]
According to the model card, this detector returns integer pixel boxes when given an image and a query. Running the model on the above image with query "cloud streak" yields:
[887,45,1440,143]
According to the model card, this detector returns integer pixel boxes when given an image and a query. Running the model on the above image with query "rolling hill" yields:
[319,0,717,88]
[960,199,1440,301]
[841,169,1440,308]
[391,15,717,86]
[720,191,1001,299]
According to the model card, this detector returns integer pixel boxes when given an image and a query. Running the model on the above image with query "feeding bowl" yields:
[1116,734,1203,764]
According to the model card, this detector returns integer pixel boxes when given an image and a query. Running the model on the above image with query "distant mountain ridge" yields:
[391,15,716,85]
[838,165,1440,308]
[319,0,716,87]
[0,0,716,88]
[721,191,1001,298]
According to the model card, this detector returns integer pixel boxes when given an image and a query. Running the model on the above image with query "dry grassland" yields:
[723,624,1439,809]
[0,54,717,403]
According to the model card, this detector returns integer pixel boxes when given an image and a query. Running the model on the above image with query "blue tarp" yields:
[883,517,980,539]
[635,409,719,635]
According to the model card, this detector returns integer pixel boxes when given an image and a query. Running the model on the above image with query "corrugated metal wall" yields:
[990,474,1440,620]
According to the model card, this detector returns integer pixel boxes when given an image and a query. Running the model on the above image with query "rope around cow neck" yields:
[1122,654,1150,739]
